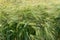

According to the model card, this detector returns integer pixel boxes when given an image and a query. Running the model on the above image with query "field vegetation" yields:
[0,0,60,40]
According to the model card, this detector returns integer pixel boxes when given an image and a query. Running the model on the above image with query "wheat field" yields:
[0,0,60,40]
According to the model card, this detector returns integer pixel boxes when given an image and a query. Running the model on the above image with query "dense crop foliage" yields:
[0,0,60,40]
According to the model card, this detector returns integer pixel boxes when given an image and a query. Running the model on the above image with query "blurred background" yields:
[0,0,60,40]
